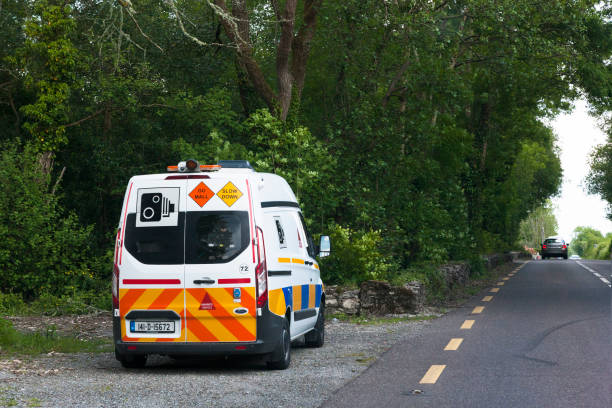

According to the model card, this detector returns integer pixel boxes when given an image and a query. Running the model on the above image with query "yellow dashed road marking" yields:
[461,320,475,329]
[482,296,493,302]
[444,338,463,351]
[497,282,505,286]
[490,288,500,293]
[472,306,484,314]
[420,365,446,384]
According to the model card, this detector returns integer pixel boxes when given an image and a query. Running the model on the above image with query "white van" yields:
[112,160,330,369]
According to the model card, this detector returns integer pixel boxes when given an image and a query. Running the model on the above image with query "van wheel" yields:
[267,319,291,370]
[116,349,147,368]
[305,305,325,348]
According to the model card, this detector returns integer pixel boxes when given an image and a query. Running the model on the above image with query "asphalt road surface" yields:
[321,260,612,408]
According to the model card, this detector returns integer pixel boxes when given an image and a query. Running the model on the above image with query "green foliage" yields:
[0,318,111,355]
[587,142,612,219]
[518,202,559,250]
[245,109,335,206]
[0,291,108,316]
[28,291,111,316]
[570,226,612,260]
[0,141,99,299]
[0,293,27,316]
[318,224,394,285]
[0,0,611,299]
[15,0,83,152]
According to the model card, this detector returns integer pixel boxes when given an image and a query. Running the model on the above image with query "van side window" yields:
[274,216,287,249]
[298,213,316,258]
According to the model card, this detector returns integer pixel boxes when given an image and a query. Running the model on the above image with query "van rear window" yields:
[124,213,185,265]
[185,211,250,264]
[124,211,250,265]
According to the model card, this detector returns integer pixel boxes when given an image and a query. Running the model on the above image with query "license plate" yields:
[130,321,175,333]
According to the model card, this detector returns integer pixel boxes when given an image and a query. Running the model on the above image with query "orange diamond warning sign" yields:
[199,293,215,310]
[217,181,243,207]
[189,182,214,207]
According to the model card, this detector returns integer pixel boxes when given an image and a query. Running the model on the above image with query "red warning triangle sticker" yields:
[199,293,215,310]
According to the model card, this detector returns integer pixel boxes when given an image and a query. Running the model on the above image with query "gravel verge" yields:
[0,315,434,408]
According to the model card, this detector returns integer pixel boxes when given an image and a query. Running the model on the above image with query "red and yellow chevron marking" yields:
[185,288,256,342]
[119,288,185,342]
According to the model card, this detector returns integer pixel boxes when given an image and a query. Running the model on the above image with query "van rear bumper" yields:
[113,307,283,357]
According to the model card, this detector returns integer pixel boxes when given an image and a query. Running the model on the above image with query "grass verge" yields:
[329,313,438,325]
[0,291,110,316]
[0,318,111,355]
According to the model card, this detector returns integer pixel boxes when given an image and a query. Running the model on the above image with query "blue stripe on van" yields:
[301,285,309,310]
[315,284,322,308]
[282,286,293,309]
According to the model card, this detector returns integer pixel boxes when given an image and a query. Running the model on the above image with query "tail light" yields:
[562,245,567,249]
[112,228,121,309]
[255,227,268,308]
[543,244,547,249]
[112,263,120,309]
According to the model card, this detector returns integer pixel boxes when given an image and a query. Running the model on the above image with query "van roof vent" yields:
[218,160,254,170]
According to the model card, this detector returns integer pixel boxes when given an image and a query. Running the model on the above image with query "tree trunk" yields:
[211,0,322,121]
[38,151,54,176]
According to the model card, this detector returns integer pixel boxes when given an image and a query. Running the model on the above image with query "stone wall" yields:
[359,280,424,316]
[325,280,426,317]
[324,252,526,317]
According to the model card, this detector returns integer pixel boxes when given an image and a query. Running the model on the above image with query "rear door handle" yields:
[194,279,215,284]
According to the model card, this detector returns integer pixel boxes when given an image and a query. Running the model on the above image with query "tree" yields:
[518,203,558,250]
[587,141,612,220]
[15,0,83,172]
[570,226,610,259]
[138,0,324,120]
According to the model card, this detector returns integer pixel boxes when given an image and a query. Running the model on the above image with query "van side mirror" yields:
[319,235,331,258]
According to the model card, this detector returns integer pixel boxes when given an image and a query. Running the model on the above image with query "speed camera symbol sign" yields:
[136,188,180,227]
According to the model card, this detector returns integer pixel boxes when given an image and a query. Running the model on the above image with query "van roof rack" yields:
[218,160,254,170]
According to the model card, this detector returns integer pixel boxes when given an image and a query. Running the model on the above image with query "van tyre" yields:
[116,349,147,368]
[267,319,291,370]
[305,304,325,348]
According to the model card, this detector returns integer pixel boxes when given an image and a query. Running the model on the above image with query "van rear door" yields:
[119,177,187,342]
[184,177,257,342]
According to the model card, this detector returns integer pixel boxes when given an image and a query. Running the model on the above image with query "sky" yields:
[550,99,612,242]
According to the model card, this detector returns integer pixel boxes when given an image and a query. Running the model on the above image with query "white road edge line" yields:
[576,261,611,288]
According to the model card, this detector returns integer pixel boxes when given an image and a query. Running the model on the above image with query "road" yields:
[321,260,612,408]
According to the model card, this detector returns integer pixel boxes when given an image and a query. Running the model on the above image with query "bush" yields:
[0,141,98,299]
[0,293,27,315]
[318,224,394,284]
[28,290,111,316]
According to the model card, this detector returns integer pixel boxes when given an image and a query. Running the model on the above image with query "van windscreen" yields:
[185,211,250,264]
